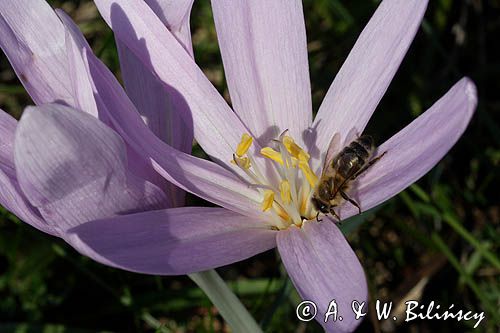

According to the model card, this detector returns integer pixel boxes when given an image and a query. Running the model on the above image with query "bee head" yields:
[311,197,330,214]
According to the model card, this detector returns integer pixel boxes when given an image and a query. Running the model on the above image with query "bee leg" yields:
[340,190,362,214]
[353,151,387,179]
[315,212,323,222]
[329,208,341,221]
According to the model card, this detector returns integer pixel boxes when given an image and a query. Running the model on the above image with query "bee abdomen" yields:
[334,135,375,177]
[356,135,375,152]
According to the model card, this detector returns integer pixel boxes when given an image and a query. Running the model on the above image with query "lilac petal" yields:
[93,0,257,168]
[14,104,169,231]
[115,0,195,206]
[338,78,477,219]
[56,11,171,198]
[211,0,312,146]
[86,53,266,217]
[116,45,194,154]
[0,109,16,177]
[0,0,96,117]
[116,0,194,156]
[277,221,367,332]
[59,14,268,218]
[65,207,277,275]
[311,0,428,159]
[145,0,194,55]
[0,109,56,235]
[0,169,58,236]
[62,18,99,117]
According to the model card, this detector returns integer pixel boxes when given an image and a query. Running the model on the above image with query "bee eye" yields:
[320,204,329,213]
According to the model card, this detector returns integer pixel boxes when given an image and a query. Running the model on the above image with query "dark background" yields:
[0,0,499,332]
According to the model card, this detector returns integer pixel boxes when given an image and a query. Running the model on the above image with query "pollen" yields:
[261,190,275,211]
[236,133,253,157]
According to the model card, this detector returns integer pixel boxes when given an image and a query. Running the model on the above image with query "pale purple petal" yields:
[59,16,268,218]
[338,78,477,219]
[86,53,266,217]
[14,104,169,231]
[0,109,16,177]
[0,109,57,235]
[93,0,260,169]
[211,0,312,146]
[310,0,428,161]
[65,207,277,275]
[62,17,99,117]
[277,221,367,332]
[0,169,59,236]
[56,11,171,196]
[116,45,194,154]
[0,0,96,117]
[116,0,194,158]
[145,0,194,55]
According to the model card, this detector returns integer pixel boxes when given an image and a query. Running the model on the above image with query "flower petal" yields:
[338,78,477,219]
[114,0,195,206]
[311,0,428,158]
[0,109,16,177]
[211,0,312,145]
[144,0,194,54]
[93,0,257,168]
[56,11,172,200]
[61,16,99,118]
[116,0,194,155]
[116,44,194,153]
[14,104,169,231]
[0,0,96,117]
[59,13,267,218]
[277,221,367,332]
[65,207,277,275]
[86,53,266,216]
[0,169,58,236]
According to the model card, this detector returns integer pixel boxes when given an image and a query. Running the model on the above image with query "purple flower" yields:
[0,2,195,237]
[0,1,477,332]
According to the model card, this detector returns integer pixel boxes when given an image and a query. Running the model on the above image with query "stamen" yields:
[231,155,251,169]
[298,160,318,187]
[260,147,284,165]
[236,133,253,157]
[279,180,292,204]
[283,136,310,162]
[232,131,320,229]
[261,190,275,211]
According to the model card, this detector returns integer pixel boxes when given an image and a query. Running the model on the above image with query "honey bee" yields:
[311,134,386,220]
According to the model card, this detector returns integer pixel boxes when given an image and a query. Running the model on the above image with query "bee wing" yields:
[322,133,341,174]
[343,127,359,146]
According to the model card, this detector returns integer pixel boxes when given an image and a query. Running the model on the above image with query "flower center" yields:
[231,132,318,229]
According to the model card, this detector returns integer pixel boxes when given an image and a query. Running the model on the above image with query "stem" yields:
[189,270,263,333]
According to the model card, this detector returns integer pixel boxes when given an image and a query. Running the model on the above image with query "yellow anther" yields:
[283,136,310,162]
[260,147,284,165]
[261,190,275,211]
[231,155,251,169]
[236,133,253,157]
[279,180,292,204]
[299,160,318,187]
